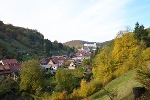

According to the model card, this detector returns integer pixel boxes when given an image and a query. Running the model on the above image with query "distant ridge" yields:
[63,40,87,49]
[63,40,112,49]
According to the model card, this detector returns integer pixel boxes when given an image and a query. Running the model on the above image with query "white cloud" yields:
[0,0,132,43]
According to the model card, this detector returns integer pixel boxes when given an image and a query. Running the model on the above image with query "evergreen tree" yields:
[134,22,149,47]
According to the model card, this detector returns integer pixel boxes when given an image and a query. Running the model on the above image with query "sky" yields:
[0,0,150,43]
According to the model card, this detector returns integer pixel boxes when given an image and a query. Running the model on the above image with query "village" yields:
[0,42,97,78]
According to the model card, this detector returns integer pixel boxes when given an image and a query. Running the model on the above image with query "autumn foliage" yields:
[92,23,150,86]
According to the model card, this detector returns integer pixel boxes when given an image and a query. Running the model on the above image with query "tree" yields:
[81,59,90,67]
[55,68,75,92]
[134,22,149,47]
[78,80,102,98]
[136,68,150,90]
[19,59,43,94]
[43,39,52,54]
[135,48,150,88]
[112,32,144,76]
[0,21,4,31]
[92,45,114,84]
[53,40,58,50]
[58,43,63,49]
[65,60,71,66]
[17,34,21,41]
[0,42,8,59]
[58,90,68,100]
[112,33,138,64]
[0,76,16,94]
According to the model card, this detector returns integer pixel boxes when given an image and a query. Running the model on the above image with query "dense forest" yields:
[1,22,150,100]
[0,20,75,61]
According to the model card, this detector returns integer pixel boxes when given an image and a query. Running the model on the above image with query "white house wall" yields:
[40,64,51,69]
[84,42,97,47]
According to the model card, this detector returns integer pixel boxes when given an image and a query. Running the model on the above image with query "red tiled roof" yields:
[39,60,47,65]
[3,65,10,70]
[59,60,65,63]
[67,60,74,63]
[2,59,18,65]
[0,65,4,71]
[0,59,21,75]
[9,65,19,72]
[48,56,72,65]
[75,50,91,57]
[0,64,21,75]
[53,58,61,64]
[39,58,50,65]
[15,64,22,69]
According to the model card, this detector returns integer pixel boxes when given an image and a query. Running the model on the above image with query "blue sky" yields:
[0,0,150,43]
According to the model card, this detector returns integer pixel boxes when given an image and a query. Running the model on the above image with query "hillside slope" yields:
[89,70,142,100]
[0,20,74,61]
[63,40,87,49]
[0,37,46,61]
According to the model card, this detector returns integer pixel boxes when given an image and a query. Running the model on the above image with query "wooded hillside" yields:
[0,20,75,61]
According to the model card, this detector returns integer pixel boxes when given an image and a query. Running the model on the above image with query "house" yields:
[0,59,22,79]
[40,60,58,75]
[40,56,72,73]
[40,64,51,71]
[83,42,97,51]
[68,66,75,70]
[63,59,76,69]
[51,64,59,70]
[84,42,97,47]
[39,58,50,65]
[71,49,92,66]
[40,56,69,75]
[48,56,71,67]
[68,60,75,67]
[73,49,91,61]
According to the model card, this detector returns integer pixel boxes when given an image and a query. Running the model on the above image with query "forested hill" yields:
[63,40,87,49]
[0,20,74,61]
[63,40,112,49]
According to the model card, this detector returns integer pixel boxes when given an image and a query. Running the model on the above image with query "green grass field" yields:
[89,70,143,100]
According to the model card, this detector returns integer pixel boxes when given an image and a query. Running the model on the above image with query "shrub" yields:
[21,92,27,97]
[78,80,103,98]
[58,90,68,100]
[70,89,82,100]
[136,69,150,90]
[50,92,59,100]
